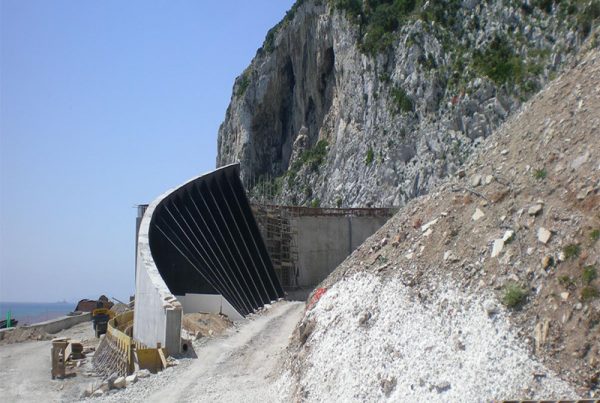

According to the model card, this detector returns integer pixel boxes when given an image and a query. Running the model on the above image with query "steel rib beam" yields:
[158,198,253,315]
[169,201,245,313]
[208,177,264,305]
[223,171,282,299]
[196,181,258,309]
[215,175,272,302]
[185,193,250,312]
[147,164,282,318]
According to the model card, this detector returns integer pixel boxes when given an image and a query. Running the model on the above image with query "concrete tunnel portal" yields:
[150,164,284,315]
[134,164,285,354]
[134,163,394,354]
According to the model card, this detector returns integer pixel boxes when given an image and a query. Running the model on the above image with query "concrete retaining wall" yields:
[134,165,281,353]
[31,312,92,334]
[294,215,390,287]
[0,312,91,337]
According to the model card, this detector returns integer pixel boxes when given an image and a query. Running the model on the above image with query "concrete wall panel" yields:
[177,293,243,321]
[220,298,244,321]
[178,294,221,314]
[294,215,390,288]
[350,216,391,250]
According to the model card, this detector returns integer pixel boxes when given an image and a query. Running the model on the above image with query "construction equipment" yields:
[51,338,85,379]
[0,318,18,329]
[1,310,17,329]
[92,308,111,338]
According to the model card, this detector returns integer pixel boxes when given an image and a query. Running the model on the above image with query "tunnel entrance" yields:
[134,164,393,352]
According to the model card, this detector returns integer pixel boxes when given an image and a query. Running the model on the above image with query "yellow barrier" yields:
[135,348,168,373]
[105,311,147,375]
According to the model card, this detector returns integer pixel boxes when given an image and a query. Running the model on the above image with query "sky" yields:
[0,0,296,303]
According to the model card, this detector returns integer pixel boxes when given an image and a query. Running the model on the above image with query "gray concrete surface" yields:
[133,184,183,354]
[0,312,91,339]
[294,215,389,287]
[26,312,91,334]
[176,293,243,321]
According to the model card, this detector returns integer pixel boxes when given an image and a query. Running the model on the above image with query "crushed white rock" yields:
[491,239,505,258]
[472,208,485,221]
[421,218,439,233]
[528,204,543,216]
[297,272,576,402]
[502,230,515,242]
[444,251,459,262]
[537,227,552,244]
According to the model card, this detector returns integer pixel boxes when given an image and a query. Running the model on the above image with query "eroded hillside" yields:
[284,46,600,400]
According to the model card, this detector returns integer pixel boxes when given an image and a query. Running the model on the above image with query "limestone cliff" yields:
[217,0,599,207]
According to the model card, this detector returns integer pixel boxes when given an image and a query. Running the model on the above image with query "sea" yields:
[0,301,76,326]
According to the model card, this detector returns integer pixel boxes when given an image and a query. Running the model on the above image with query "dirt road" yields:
[111,300,304,403]
[0,322,96,402]
[0,301,304,402]
[149,301,302,402]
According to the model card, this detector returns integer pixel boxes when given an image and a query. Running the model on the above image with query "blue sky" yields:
[0,0,295,303]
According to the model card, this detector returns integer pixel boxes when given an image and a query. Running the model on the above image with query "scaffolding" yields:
[252,205,298,289]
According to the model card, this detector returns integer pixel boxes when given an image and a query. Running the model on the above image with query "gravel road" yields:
[101,300,304,402]
[0,321,97,402]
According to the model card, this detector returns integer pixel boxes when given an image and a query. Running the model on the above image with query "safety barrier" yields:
[93,311,147,377]
[107,311,138,374]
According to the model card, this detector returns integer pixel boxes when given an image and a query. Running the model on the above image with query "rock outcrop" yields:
[217,0,598,208]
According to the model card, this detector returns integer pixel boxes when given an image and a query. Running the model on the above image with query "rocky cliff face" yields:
[217,0,598,207]
[285,46,600,399]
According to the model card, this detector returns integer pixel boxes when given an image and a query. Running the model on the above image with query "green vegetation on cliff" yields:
[332,0,600,55]
[262,0,308,52]
[250,139,329,205]
[334,0,418,54]
[287,139,329,185]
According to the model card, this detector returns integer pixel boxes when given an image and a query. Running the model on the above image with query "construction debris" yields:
[182,312,233,340]
[51,338,86,379]
[0,327,51,344]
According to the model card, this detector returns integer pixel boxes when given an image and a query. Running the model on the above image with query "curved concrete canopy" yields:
[134,164,284,353]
